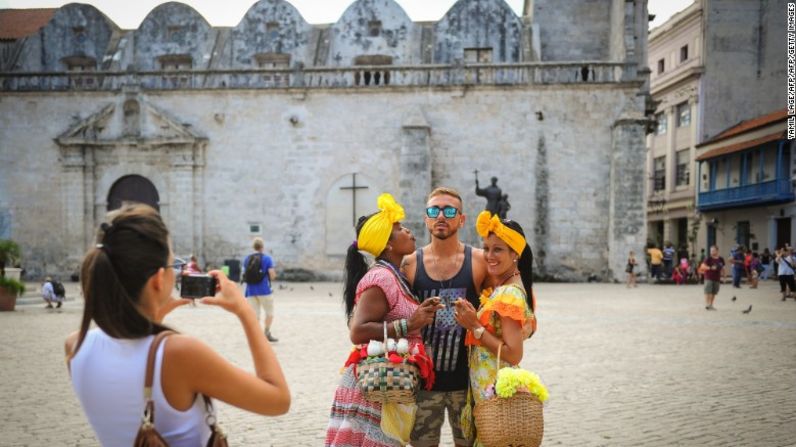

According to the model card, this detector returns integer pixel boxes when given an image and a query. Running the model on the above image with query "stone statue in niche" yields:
[474,170,503,216]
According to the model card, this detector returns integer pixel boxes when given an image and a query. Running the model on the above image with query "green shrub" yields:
[0,276,24,296]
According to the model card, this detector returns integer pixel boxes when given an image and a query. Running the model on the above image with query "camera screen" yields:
[180,275,217,298]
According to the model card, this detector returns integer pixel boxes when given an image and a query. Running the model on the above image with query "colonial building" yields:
[0,0,651,281]
[696,110,793,254]
[646,0,785,256]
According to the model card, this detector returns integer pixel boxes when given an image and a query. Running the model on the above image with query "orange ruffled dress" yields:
[465,283,534,406]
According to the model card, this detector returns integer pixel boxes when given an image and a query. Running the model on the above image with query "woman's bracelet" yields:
[393,320,402,338]
[400,319,408,337]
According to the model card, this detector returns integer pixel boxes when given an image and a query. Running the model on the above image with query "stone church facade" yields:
[0,0,651,281]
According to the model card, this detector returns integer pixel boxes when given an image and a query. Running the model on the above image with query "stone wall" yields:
[701,0,785,140]
[0,85,645,280]
[534,0,613,61]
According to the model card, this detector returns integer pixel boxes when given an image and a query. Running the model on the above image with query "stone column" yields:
[59,145,91,274]
[168,146,197,257]
[400,109,432,240]
[609,114,649,279]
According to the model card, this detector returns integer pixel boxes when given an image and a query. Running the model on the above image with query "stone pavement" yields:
[1,280,795,446]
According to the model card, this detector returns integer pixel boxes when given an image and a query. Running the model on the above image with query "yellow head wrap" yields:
[357,193,406,257]
[475,211,527,256]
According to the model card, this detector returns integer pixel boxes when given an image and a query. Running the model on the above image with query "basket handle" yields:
[495,342,504,370]
[383,321,389,360]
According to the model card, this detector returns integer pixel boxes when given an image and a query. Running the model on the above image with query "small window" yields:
[255,52,290,69]
[654,156,666,191]
[249,224,262,234]
[157,54,192,71]
[464,48,493,63]
[266,21,280,38]
[368,20,382,37]
[677,102,690,127]
[675,149,690,186]
[655,112,667,135]
[167,25,185,42]
[72,26,85,35]
[61,55,96,72]
[680,45,688,62]
[657,58,665,74]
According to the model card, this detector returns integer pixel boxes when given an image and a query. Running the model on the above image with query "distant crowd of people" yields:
[639,241,793,296]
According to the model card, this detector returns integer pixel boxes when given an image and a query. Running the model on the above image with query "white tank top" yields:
[70,329,211,446]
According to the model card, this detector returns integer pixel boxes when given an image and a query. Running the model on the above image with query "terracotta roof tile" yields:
[696,132,785,161]
[697,108,788,147]
[0,8,56,40]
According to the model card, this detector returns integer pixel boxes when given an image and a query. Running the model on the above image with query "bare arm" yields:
[350,286,441,345]
[401,253,417,286]
[268,267,276,281]
[164,270,290,416]
[454,299,524,365]
[471,247,489,292]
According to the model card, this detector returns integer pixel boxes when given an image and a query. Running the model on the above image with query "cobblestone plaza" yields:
[1,280,794,446]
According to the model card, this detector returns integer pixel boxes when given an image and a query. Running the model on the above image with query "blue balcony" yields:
[698,178,794,211]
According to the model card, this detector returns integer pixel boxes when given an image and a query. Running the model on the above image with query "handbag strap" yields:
[143,330,177,426]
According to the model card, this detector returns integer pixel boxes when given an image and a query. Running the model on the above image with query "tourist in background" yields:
[776,247,796,301]
[626,251,637,288]
[760,248,773,280]
[41,276,65,309]
[699,245,724,310]
[243,238,278,342]
[647,244,663,282]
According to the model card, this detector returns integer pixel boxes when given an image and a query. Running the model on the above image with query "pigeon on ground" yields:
[290,287,294,291]
[731,296,737,302]
[742,305,752,314]
[328,292,333,297]
[310,285,314,290]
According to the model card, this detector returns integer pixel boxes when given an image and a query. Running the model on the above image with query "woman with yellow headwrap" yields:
[453,212,537,446]
[326,193,444,447]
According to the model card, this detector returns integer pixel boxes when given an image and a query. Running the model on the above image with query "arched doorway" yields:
[107,175,159,211]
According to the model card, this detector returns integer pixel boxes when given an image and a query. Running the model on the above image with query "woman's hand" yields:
[200,270,249,317]
[407,297,444,332]
[453,298,479,331]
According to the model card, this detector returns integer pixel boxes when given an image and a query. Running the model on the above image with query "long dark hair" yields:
[343,213,377,320]
[74,204,172,354]
[502,219,534,312]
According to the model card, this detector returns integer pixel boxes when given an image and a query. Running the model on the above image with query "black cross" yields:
[340,173,369,227]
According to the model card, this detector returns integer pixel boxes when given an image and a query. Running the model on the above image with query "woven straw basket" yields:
[357,322,419,404]
[473,344,544,447]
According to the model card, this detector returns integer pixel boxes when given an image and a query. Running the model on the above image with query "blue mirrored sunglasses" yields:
[426,206,459,219]
[167,258,187,270]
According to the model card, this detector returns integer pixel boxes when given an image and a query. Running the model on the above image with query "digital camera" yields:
[180,274,217,299]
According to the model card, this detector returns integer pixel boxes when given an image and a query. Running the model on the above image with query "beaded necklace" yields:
[375,259,420,304]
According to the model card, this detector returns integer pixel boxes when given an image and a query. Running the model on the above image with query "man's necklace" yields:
[428,244,461,291]
[375,259,420,304]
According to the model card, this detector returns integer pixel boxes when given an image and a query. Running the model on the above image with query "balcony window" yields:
[677,102,690,127]
[61,55,96,72]
[255,52,290,69]
[158,54,192,71]
[680,45,688,62]
[657,58,664,74]
[653,156,666,191]
[464,48,493,64]
[266,21,280,39]
[353,55,392,86]
[655,112,667,135]
[676,150,690,186]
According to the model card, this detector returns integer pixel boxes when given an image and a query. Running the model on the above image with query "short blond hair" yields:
[427,187,462,205]
[253,237,264,250]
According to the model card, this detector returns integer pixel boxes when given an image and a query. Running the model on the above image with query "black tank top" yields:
[413,245,479,391]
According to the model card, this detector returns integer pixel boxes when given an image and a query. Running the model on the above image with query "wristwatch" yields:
[473,326,486,340]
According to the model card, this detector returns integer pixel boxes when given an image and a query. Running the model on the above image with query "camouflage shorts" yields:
[410,389,473,447]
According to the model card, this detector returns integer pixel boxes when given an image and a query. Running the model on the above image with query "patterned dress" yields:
[325,266,422,447]
[465,284,534,447]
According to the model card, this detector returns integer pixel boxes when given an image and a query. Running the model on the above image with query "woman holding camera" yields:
[325,193,443,447]
[454,212,536,446]
[65,204,290,446]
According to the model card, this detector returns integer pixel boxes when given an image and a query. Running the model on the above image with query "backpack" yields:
[51,281,65,297]
[244,253,267,284]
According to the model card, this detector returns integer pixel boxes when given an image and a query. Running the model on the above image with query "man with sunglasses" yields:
[402,187,488,447]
